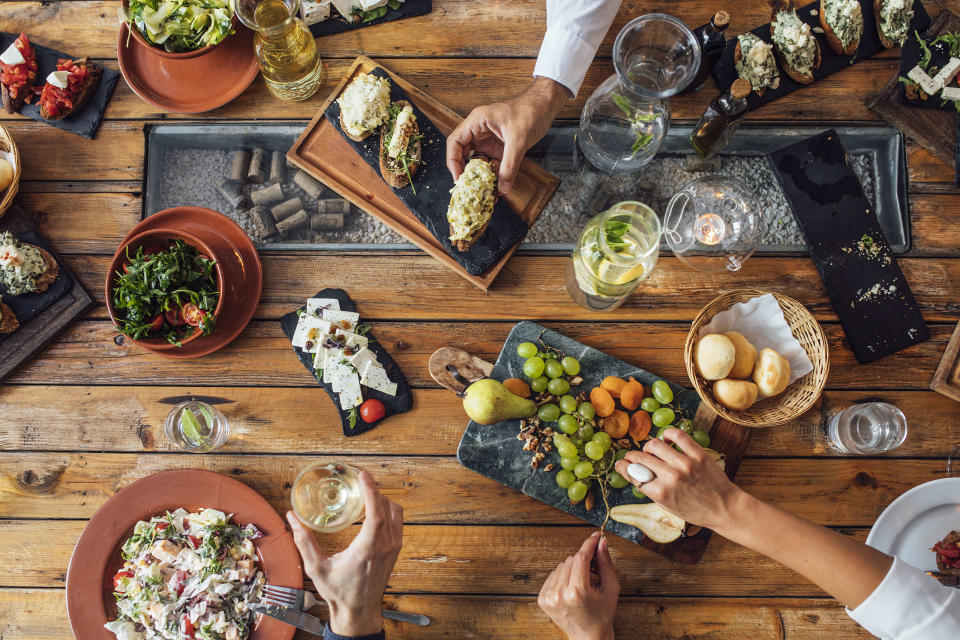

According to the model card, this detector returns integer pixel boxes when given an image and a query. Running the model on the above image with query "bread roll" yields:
[0,158,13,191]
[695,334,736,380]
[724,331,758,379]
[713,379,759,410]
[753,348,791,397]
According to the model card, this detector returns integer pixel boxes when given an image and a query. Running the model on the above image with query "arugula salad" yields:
[124,0,235,53]
[105,508,265,640]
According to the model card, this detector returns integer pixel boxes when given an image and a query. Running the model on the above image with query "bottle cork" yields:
[216,179,246,209]
[251,182,285,207]
[230,150,251,183]
[310,213,345,231]
[293,170,325,198]
[730,78,752,100]
[269,151,286,184]
[276,209,309,236]
[248,206,278,241]
[713,11,730,29]
[316,199,350,216]
[271,197,304,223]
[247,148,267,184]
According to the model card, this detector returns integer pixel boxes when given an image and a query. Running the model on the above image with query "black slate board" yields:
[308,0,431,38]
[0,32,119,139]
[280,288,412,437]
[456,321,703,546]
[898,28,960,111]
[710,0,929,109]
[324,67,528,276]
[0,228,72,343]
[768,130,928,363]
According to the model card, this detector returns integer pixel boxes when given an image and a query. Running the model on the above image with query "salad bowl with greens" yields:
[122,0,236,58]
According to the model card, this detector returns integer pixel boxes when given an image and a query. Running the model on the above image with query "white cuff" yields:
[847,557,960,639]
[533,27,599,98]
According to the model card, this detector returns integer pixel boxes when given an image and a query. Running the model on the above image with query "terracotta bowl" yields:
[106,227,225,350]
[121,0,236,60]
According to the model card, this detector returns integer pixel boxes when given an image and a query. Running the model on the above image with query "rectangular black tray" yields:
[308,0,430,38]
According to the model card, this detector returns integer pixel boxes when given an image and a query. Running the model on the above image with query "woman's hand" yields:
[445,77,569,194]
[537,532,620,640]
[614,428,746,532]
[287,470,403,637]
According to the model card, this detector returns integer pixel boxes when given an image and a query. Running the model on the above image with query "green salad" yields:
[125,0,235,53]
[112,239,219,346]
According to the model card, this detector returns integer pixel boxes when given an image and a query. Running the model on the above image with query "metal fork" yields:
[261,584,431,626]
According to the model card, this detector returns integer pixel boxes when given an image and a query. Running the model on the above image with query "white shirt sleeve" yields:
[847,557,960,639]
[533,0,622,98]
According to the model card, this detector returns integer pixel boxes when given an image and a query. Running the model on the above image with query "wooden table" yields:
[1,1,958,638]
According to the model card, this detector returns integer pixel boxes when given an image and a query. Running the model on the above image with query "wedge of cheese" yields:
[908,65,940,95]
[307,297,340,316]
[301,0,331,24]
[933,57,960,90]
[360,361,397,396]
[339,372,363,410]
[322,308,360,332]
[292,315,332,352]
[348,346,378,374]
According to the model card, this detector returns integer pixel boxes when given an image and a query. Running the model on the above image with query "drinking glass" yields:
[827,402,908,454]
[291,462,365,533]
[565,201,661,312]
[164,400,229,453]
[234,0,323,101]
[614,13,702,100]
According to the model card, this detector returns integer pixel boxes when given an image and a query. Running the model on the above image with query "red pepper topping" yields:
[0,33,37,102]
[38,58,91,118]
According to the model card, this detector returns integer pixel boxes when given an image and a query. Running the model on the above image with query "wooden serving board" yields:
[931,319,960,403]
[454,321,752,564]
[287,55,560,291]
[0,205,94,380]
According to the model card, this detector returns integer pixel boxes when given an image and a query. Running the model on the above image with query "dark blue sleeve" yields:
[322,622,385,640]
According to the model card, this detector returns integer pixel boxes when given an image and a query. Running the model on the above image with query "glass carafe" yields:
[578,14,700,173]
[234,0,322,101]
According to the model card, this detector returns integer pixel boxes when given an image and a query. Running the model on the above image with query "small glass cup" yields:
[827,402,908,454]
[164,400,229,453]
[291,462,365,533]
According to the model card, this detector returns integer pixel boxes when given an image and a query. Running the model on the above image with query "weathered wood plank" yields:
[0,518,874,598]
[0,386,955,458]
[3,121,143,181]
[0,453,945,525]
[0,588,871,640]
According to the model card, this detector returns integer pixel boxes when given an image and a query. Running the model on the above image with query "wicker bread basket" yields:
[684,290,830,427]
[0,123,21,218]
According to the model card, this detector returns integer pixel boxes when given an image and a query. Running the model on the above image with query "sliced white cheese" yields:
[339,372,363,410]
[301,0,331,24]
[933,58,960,90]
[291,315,332,351]
[322,348,335,383]
[46,70,70,89]
[358,0,388,10]
[335,328,369,350]
[330,362,353,393]
[306,297,340,316]
[0,42,25,66]
[313,348,325,371]
[907,65,940,96]
[360,361,397,396]
[348,346,378,373]
[330,0,359,18]
[942,86,960,100]
[322,309,360,332]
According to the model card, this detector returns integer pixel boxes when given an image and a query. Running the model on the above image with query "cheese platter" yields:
[301,0,431,37]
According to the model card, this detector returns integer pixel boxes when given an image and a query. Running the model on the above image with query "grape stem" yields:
[536,330,566,360]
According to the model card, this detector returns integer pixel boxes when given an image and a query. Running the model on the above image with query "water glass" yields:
[827,402,907,454]
[291,461,365,533]
[164,400,230,453]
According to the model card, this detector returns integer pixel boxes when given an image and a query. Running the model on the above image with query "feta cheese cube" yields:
[292,316,332,351]
[306,297,340,316]
[358,0,388,10]
[0,42,25,66]
[942,86,960,100]
[907,65,940,95]
[322,349,335,384]
[301,0,331,24]
[360,362,397,396]
[330,0,359,18]
[331,362,354,393]
[322,309,360,332]
[933,57,960,89]
[348,346,378,373]
[339,374,363,410]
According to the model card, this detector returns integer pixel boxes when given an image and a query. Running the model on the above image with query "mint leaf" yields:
[347,408,358,430]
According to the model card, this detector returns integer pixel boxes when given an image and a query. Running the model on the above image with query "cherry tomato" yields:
[187,535,201,550]
[172,570,189,596]
[359,399,386,423]
[113,570,133,589]
[180,616,195,639]
[181,303,207,327]
[147,314,164,333]
[155,521,169,532]
[165,307,186,326]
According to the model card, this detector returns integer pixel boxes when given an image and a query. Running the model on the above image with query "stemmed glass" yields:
[291,462,365,533]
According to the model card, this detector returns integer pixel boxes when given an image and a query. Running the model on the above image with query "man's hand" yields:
[286,470,403,637]
[446,77,569,194]
[537,532,620,640]
[614,429,746,532]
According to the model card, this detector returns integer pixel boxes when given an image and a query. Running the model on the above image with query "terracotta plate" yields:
[117,207,262,358]
[117,23,259,113]
[66,469,302,640]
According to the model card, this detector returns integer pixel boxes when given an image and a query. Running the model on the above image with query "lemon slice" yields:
[598,260,646,285]
[180,408,207,445]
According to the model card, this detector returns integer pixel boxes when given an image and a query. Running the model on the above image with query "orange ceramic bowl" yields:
[121,0,236,60]
[106,227,225,350]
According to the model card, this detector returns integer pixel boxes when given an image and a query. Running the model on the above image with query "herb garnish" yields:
[611,92,659,157]
[604,219,631,252]
[382,102,422,194]
[347,407,358,430]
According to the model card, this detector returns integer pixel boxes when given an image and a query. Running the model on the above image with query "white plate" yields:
[866,477,960,572]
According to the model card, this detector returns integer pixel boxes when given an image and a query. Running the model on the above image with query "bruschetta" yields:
[38,57,101,121]
[820,0,863,56]
[0,299,17,333]
[0,231,58,295]
[336,72,391,142]
[770,5,821,84]
[0,33,37,114]
[734,33,781,97]
[875,0,914,49]
[447,153,497,252]
[379,100,422,191]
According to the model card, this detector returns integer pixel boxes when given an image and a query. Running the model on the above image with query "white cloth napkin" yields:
[700,293,813,385]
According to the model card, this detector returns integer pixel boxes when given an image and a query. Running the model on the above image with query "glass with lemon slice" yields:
[164,400,229,453]
[565,201,661,311]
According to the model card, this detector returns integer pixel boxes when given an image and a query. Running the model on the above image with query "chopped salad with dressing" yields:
[105,508,265,640]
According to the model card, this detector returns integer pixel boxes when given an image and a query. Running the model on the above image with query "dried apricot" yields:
[603,409,629,438]
[600,376,627,398]
[620,380,644,410]
[502,378,531,398]
[589,387,615,417]
[629,411,652,441]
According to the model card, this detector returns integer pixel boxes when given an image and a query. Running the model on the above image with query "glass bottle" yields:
[679,10,731,95]
[564,201,661,312]
[578,14,700,173]
[689,78,751,158]
[234,0,323,101]
[827,402,908,454]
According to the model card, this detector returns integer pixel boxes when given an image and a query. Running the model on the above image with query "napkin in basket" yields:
[700,294,813,385]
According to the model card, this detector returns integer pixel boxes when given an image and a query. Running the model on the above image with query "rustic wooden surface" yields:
[1,1,958,639]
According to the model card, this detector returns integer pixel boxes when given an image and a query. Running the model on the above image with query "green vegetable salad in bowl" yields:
[107,229,223,349]
[122,0,236,58]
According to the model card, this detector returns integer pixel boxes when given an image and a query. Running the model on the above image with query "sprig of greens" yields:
[355,0,400,23]
[347,407,358,430]
[611,91,659,157]
[604,219,631,252]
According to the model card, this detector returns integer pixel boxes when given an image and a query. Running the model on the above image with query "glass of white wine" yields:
[291,462,365,533]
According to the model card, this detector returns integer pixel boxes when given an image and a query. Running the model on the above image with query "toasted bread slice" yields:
[874,0,896,49]
[379,100,422,189]
[31,246,59,293]
[448,153,498,252]
[770,11,821,84]
[820,0,862,56]
[1,38,37,115]
[935,530,960,577]
[0,301,18,333]
[339,111,373,142]
[734,39,768,98]
[39,58,101,121]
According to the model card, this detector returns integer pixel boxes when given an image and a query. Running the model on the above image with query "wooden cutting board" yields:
[931,319,960,402]
[287,55,560,290]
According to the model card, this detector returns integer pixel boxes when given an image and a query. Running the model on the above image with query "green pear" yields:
[703,448,726,471]
[462,378,537,425]
[610,503,686,544]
